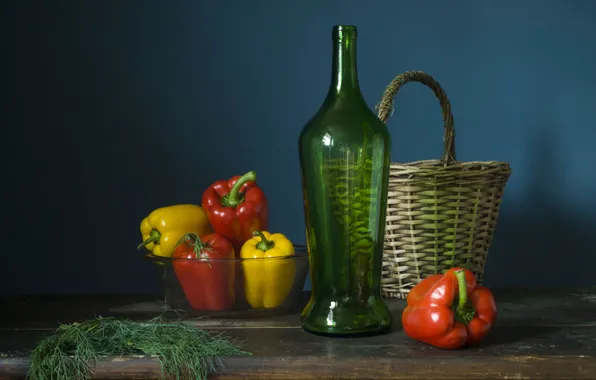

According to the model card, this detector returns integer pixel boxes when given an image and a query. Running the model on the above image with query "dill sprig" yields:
[27,316,250,380]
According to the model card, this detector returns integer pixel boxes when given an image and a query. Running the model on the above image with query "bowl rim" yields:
[143,244,309,263]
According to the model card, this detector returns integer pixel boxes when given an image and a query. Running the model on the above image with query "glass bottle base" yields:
[300,295,393,337]
[301,322,392,337]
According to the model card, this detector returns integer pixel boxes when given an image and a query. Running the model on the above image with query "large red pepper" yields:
[201,171,268,254]
[171,233,235,311]
[401,268,497,349]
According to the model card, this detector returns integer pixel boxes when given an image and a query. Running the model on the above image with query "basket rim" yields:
[391,159,510,165]
[390,159,511,170]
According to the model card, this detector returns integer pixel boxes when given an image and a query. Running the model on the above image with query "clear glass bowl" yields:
[145,245,310,317]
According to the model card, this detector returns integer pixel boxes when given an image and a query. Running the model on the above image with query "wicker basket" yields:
[375,71,512,299]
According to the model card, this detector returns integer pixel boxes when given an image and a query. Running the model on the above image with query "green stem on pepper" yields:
[174,233,213,259]
[190,234,213,258]
[222,171,257,207]
[136,229,161,250]
[454,269,475,325]
[254,230,275,251]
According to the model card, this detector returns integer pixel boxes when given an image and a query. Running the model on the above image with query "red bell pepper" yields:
[171,233,235,311]
[401,267,497,349]
[201,170,268,254]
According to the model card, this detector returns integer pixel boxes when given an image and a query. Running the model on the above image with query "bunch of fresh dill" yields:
[27,316,250,380]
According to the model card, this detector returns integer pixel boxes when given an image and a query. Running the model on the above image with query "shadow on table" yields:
[479,324,561,347]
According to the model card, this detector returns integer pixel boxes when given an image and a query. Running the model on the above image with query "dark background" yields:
[3,1,595,296]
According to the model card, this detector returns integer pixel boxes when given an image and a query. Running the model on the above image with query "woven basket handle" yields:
[376,70,457,165]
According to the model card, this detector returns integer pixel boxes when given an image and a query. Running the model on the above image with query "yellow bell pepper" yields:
[137,204,212,257]
[240,230,296,309]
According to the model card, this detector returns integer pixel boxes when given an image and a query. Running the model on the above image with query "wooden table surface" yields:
[1,288,595,379]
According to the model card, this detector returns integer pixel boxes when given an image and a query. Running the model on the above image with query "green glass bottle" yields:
[298,25,393,336]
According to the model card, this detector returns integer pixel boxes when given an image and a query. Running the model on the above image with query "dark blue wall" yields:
[3,1,596,295]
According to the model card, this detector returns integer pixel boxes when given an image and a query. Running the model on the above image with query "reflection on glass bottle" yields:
[298,25,392,336]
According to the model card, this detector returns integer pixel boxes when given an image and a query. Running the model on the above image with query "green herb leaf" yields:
[27,316,250,380]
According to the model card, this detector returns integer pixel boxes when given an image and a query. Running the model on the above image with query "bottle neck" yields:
[326,26,363,100]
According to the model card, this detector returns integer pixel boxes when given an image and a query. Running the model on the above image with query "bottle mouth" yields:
[332,25,357,39]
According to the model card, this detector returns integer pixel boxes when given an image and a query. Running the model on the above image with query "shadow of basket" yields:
[375,71,512,299]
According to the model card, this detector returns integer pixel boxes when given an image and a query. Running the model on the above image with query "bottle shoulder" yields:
[300,97,389,139]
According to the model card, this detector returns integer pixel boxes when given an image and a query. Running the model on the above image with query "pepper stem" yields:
[254,230,275,251]
[136,229,161,250]
[222,171,257,207]
[174,233,212,259]
[455,269,468,310]
[454,269,475,325]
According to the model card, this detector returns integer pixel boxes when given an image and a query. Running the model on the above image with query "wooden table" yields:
[1,289,595,379]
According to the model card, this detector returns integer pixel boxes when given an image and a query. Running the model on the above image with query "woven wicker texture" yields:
[375,71,512,299]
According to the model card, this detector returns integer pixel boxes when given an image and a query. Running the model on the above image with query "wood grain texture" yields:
[0,288,595,379]
[1,355,595,380]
